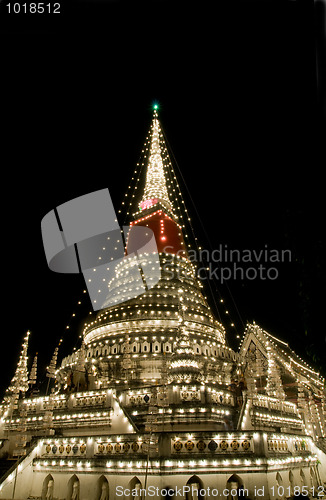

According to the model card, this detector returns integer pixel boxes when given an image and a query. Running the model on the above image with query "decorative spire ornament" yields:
[0,331,31,457]
[139,108,174,216]
[43,389,55,435]
[46,346,59,395]
[76,341,86,373]
[244,343,258,398]
[75,341,89,392]
[168,289,203,383]
[10,331,30,395]
[265,344,286,400]
[157,352,169,408]
[121,334,133,381]
[46,347,59,379]
[29,353,38,386]
[0,331,31,418]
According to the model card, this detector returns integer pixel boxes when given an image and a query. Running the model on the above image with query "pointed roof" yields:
[139,108,174,216]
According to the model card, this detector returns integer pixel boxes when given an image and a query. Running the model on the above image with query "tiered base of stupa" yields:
[0,385,326,499]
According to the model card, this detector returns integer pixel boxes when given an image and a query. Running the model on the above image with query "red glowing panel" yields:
[127,211,187,257]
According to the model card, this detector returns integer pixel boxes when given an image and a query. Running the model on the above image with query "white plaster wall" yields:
[1,451,326,499]
[1,468,271,500]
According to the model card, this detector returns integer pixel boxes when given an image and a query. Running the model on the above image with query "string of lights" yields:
[40,104,272,378]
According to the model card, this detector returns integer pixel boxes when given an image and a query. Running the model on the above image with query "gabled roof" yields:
[239,322,325,394]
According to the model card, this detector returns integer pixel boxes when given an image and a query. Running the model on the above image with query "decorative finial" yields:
[152,102,159,114]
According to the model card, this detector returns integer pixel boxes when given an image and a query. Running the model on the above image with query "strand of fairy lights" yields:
[109,108,233,341]
[158,119,241,338]
[40,140,150,367]
[36,108,324,398]
[38,111,167,380]
[158,119,240,330]
[141,114,172,207]
[77,109,254,361]
[4,109,325,458]
[54,108,326,432]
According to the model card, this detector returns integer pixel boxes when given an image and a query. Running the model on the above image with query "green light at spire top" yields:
[153,103,159,111]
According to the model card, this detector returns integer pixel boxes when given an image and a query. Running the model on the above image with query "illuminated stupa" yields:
[0,107,325,500]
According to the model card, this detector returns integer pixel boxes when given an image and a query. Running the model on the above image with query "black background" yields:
[0,0,325,394]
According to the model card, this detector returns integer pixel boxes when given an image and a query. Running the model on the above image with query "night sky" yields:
[1,0,325,396]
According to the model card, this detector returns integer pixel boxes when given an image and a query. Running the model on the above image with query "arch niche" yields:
[226,474,245,500]
[41,474,54,500]
[67,474,80,500]
[276,472,285,500]
[310,467,318,489]
[97,475,109,500]
[185,475,205,500]
[128,477,142,500]
[300,469,307,487]
[289,470,295,495]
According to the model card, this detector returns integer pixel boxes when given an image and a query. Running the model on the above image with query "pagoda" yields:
[0,107,325,500]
